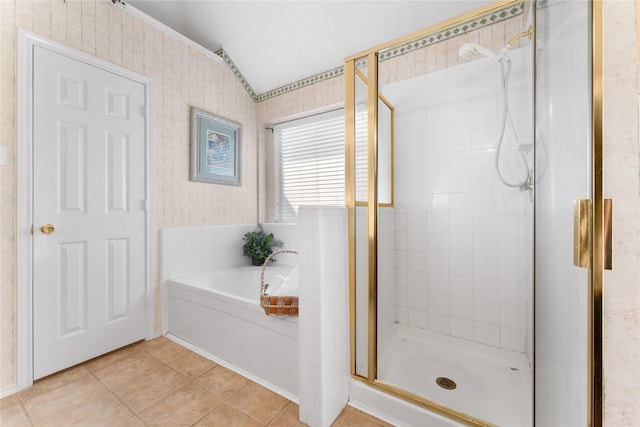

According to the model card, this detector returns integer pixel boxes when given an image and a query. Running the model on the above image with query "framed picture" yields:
[191,107,242,185]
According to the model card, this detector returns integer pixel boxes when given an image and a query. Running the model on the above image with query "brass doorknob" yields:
[40,224,55,235]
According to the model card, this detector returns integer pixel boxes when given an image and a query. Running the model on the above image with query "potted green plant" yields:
[242,224,284,266]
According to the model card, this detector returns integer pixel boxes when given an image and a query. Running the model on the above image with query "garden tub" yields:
[166,264,299,399]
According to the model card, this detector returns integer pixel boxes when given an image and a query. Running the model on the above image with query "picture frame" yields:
[190,107,242,185]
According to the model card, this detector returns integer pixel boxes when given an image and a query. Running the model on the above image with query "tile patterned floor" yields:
[0,337,392,426]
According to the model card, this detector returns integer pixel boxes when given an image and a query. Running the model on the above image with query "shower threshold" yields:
[377,324,531,426]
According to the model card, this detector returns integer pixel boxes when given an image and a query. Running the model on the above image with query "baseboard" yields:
[1,385,18,399]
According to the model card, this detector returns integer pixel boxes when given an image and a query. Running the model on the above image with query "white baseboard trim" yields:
[1,385,18,399]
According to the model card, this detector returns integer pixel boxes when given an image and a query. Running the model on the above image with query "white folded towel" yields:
[266,266,299,297]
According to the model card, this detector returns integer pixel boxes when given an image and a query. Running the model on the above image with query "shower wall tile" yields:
[427,253,449,275]
[450,318,474,341]
[396,307,409,325]
[427,273,448,294]
[450,275,473,298]
[407,233,428,253]
[386,45,532,353]
[500,325,525,353]
[426,233,448,254]
[407,270,427,290]
[428,292,450,316]
[407,290,427,311]
[450,297,474,321]
[475,299,500,324]
[396,287,408,307]
[449,234,472,256]
[407,252,428,272]
[409,309,429,330]
[474,321,499,347]
[449,255,473,277]
[428,313,450,334]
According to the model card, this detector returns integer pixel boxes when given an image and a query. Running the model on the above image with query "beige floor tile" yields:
[227,381,288,425]
[331,406,394,427]
[135,336,170,351]
[22,375,110,425]
[138,336,191,363]
[140,338,189,364]
[138,383,220,426]
[0,413,31,427]
[1,395,21,417]
[92,350,164,390]
[196,366,249,400]
[113,365,190,413]
[118,415,147,426]
[169,351,218,379]
[8,341,393,427]
[40,390,133,427]
[193,401,262,427]
[0,395,30,426]
[84,343,143,373]
[269,401,305,427]
[18,365,90,403]
[114,366,189,413]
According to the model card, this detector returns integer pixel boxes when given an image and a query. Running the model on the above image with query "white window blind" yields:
[274,109,345,223]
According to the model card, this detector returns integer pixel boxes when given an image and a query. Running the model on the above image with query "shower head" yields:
[458,43,496,61]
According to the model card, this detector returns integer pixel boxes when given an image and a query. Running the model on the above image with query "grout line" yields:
[187,387,223,427]
[265,400,294,426]
[97,368,142,423]
[14,396,35,427]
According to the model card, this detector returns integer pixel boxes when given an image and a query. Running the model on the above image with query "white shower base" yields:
[378,324,531,426]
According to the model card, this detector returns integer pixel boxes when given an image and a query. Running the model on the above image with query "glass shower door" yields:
[534,0,594,424]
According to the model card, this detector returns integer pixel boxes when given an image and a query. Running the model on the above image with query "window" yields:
[273,104,393,223]
[274,110,346,223]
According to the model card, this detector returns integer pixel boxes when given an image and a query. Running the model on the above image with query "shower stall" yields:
[345,1,601,425]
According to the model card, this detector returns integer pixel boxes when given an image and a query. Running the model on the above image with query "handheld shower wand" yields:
[457,30,533,191]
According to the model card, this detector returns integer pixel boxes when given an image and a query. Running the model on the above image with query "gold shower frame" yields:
[344,0,604,425]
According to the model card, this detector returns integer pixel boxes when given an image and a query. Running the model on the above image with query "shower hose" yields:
[495,54,532,191]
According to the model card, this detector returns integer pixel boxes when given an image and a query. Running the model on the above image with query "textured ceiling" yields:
[126,1,494,95]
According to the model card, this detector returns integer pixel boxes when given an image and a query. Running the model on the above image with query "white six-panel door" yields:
[32,45,147,379]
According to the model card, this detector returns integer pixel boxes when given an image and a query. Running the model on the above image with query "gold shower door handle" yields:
[573,199,613,270]
[40,224,56,235]
[573,199,591,268]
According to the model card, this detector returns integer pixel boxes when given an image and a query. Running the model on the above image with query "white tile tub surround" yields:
[298,206,350,427]
[159,223,300,332]
[383,46,533,354]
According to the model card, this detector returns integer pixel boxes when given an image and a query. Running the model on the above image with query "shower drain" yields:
[435,376,457,390]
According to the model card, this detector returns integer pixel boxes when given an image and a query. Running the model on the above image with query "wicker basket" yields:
[260,250,299,316]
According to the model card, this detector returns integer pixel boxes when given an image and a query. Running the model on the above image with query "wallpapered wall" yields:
[602,1,640,424]
[0,0,258,390]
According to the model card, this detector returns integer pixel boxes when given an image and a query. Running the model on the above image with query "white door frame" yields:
[17,30,155,390]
